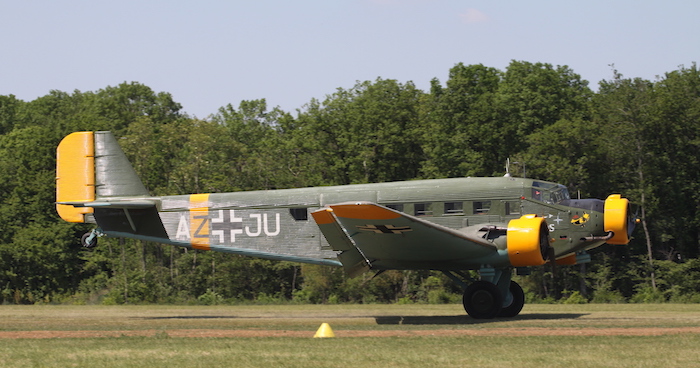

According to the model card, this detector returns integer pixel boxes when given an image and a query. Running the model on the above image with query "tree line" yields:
[0,60,699,305]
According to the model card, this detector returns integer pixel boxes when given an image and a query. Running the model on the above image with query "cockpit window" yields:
[532,181,570,204]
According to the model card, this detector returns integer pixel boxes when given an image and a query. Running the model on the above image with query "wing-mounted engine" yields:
[506,214,550,266]
[460,214,551,267]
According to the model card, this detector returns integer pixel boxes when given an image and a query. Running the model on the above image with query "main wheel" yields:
[462,281,503,319]
[498,281,525,318]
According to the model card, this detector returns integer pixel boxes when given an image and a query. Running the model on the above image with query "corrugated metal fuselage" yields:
[102,176,607,270]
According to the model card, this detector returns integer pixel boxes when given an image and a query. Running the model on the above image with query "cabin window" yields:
[385,204,404,212]
[444,202,464,215]
[505,201,520,215]
[414,203,433,216]
[473,201,491,215]
[289,208,308,221]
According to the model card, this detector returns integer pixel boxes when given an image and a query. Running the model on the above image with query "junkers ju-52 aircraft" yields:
[56,131,636,319]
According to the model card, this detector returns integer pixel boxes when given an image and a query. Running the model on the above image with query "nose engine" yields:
[604,194,634,245]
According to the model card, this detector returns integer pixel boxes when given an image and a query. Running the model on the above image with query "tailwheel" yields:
[462,281,503,319]
[81,231,98,248]
[498,281,525,318]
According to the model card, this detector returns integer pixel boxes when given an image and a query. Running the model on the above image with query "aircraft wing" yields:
[311,202,499,277]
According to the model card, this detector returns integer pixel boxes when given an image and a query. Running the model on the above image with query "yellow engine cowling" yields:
[604,194,630,245]
[507,215,549,267]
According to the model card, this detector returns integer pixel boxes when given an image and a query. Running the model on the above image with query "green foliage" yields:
[421,63,502,177]
[629,285,666,303]
[560,291,588,304]
[590,290,627,304]
[1,62,700,305]
[197,289,225,305]
[0,94,22,135]
[512,117,604,195]
[295,78,424,185]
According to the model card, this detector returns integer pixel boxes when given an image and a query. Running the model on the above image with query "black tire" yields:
[81,232,97,248]
[498,281,525,318]
[462,281,502,319]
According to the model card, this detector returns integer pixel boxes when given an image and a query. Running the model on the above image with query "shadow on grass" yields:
[138,313,588,325]
[374,313,588,325]
[143,315,239,320]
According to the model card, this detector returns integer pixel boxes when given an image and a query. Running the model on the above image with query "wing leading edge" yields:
[311,202,503,277]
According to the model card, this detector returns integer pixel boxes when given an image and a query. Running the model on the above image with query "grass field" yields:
[1,304,700,367]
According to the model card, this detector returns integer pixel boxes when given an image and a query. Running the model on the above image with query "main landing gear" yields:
[462,280,524,319]
[462,281,502,319]
[446,269,525,319]
[498,281,525,318]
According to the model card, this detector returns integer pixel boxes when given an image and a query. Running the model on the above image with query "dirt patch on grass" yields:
[2,327,700,339]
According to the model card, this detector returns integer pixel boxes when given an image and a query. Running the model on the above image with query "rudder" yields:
[56,131,150,223]
[56,132,95,223]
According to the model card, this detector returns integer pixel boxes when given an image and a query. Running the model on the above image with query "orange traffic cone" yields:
[313,323,335,338]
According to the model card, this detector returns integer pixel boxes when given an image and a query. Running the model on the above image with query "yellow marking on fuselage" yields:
[190,193,210,250]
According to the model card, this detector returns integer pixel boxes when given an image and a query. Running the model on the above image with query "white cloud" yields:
[459,8,489,24]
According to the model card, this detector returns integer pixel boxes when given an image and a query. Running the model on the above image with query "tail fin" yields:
[56,131,149,223]
[93,131,149,198]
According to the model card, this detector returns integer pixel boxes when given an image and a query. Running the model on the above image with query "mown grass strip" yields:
[2,303,700,368]
[1,335,700,368]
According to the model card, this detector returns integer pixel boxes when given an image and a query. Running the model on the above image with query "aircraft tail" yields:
[56,131,150,223]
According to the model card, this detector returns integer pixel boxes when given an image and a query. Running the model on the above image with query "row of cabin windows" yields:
[288,200,521,221]
[386,201,521,217]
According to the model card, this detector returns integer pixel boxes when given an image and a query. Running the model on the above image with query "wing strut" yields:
[123,208,137,232]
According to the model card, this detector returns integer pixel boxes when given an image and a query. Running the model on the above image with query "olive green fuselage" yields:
[103,176,608,270]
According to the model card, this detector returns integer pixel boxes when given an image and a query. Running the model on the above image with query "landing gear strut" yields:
[498,281,525,318]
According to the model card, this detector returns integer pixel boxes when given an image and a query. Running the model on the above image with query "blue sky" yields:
[1,1,698,118]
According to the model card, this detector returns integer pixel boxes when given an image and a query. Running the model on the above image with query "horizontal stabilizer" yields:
[57,199,158,209]
[94,206,168,239]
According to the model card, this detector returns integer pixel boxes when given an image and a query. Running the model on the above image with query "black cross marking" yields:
[357,224,412,234]
[211,210,243,243]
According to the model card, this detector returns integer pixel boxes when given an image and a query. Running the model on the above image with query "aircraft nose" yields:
[604,194,633,245]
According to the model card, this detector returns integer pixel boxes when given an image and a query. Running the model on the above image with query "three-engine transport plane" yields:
[56,131,636,319]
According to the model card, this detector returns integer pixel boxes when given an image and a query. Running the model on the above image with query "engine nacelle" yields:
[604,194,631,245]
[507,215,549,267]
